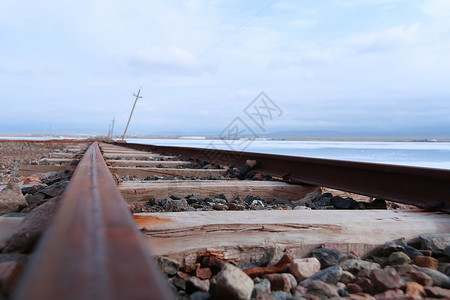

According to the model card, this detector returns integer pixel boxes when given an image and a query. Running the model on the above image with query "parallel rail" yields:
[122,142,450,213]
[10,140,450,300]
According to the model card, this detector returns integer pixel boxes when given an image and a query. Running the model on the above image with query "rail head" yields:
[12,142,174,300]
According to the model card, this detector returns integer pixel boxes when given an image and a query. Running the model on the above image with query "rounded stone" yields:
[215,263,254,300]
[388,251,411,265]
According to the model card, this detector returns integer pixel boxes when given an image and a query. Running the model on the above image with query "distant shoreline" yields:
[1,135,449,143]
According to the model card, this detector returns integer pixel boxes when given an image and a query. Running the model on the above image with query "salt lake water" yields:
[126,139,450,170]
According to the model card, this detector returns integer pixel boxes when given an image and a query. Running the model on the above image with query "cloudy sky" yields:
[1,0,449,137]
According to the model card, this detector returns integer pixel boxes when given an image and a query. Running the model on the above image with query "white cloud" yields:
[345,24,420,54]
[125,47,217,76]
[421,0,450,18]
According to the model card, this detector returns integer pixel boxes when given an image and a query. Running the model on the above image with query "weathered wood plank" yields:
[119,180,319,202]
[19,165,70,176]
[102,150,156,154]
[107,160,191,167]
[39,158,78,164]
[103,153,165,159]
[49,153,76,158]
[135,210,450,266]
[109,167,227,178]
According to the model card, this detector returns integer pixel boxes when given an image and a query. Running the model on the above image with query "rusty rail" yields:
[119,142,450,213]
[12,142,173,300]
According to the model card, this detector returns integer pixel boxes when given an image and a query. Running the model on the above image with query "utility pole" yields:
[111,117,116,138]
[122,88,142,141]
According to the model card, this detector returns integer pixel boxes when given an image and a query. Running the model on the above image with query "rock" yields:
[348,293,376,300]
[213,204,228,211]
[157,257,180,276]
[438,263,450,276]
[351,201,367,210]
[388,251,411,265]
[0,182,28,214]
[1,196,61,253]
[263,273,294,292]
[416,267,450,288]
[0,261,24,295]
[347,283,363,294]
[215,263,254,300]
[358,269,375,279]
[445,245,450,258]
[356,276,376,294]
[307,280,339,299]
[300,265,343,287]
[291,188,322,206]
[187,277,210,293]
[189,291,211,300]
[291,284,307,296]
[40,180,68,198]
[23,176,41,184]
[401,245,423,259]
[381,237,407,255]
[371,256,388,266]
[392,264,414,276]
[373,289,404,300]
[252,278,270,297]
[420,233,450,255]
[289,257,321,281]
[201,256,226,275]
[339,259,380,274]
[348,250,361,260]
[282,273,297,290]
[312,248,342,268]
[163,199,189,212]
[293,206,311,210]
[413,256,438,269]
[338,288,350,297]
[169,276,186,291]
[243,195,256,205]
[336,282,346,290]
[369,268,405,292]
[407,270,433,286]
[215,194,227,200]
[309,193,332,209]
[268,291,291,300]
[367,198,386,209]
[228,203,245,211]
[25,193,45,206]
[419,249,433,256]
[177,271,191,281]
[21,184,46,195]
[424,286,450,298]
[340,270,355,284]
[330,196,353,209]
[196,267,212,280]
[405,281,425,298]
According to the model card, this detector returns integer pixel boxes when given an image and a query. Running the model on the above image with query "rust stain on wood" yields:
[133,215,173,227]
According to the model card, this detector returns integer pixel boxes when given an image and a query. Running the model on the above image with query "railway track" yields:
[0,140,449,299]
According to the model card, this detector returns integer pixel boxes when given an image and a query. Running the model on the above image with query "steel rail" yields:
[118,142,450,213]
[12,142,173,300]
